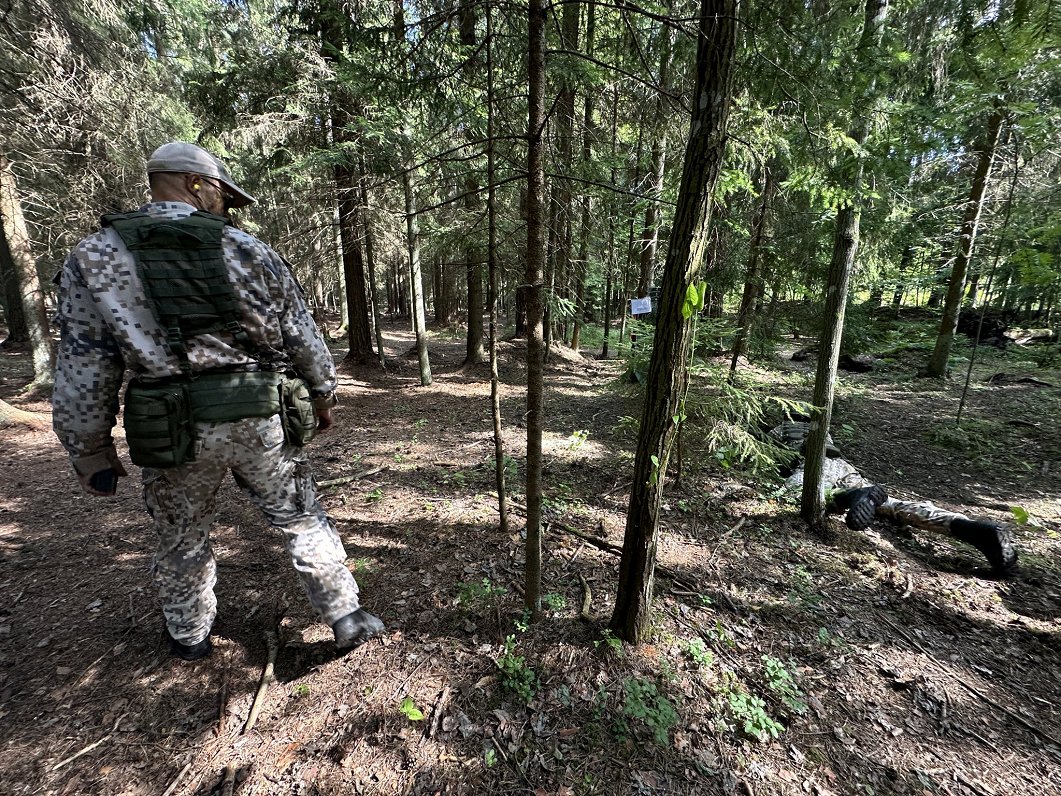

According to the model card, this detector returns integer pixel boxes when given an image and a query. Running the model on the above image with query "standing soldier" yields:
[52,142,384,660]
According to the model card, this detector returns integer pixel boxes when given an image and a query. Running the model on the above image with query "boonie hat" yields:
[146,142,255,208]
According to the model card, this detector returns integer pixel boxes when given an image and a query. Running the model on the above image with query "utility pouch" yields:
[186,371,282,423]
[123,381,195,468]
[280,375,318,447]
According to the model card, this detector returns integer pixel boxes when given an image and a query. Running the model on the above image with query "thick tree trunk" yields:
[800,0,890,526]
[0,155,53,388]
[336,160,374,364]
[524,0,547,617]
[0,231,28,343]
[924,109,1004,377]
[0,397,45,429]
[611,0,738,644]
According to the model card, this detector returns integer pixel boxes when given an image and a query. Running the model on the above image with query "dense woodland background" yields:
[1,1,1060,794]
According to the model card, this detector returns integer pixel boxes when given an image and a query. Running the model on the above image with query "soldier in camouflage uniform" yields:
[772,421,1018,574]
[53,142,384,660]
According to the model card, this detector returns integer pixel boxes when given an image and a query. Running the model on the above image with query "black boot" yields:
[950,517,1018,574]
[332,608,385,651]
[829,485,887,531]
[168,632,212,661]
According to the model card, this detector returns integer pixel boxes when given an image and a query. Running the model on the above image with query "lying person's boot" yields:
[949,517,1018,574]
[168,631,212,661]
[332,608,385,651]
[829,485,887,531]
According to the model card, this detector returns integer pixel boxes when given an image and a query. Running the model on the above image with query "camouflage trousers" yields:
[785,456,972,534]
[142,413,360,645]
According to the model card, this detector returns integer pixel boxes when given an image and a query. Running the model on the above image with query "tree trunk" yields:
[800,0,890,526]
[460,0,485,365]
[0,229,28,343]
[0,155,53,388]
[924,108,1004,377]
[611,0,738,644]
[729,162,776,377]
[362,178,386,368]
[0,396,45,429]
[524,0,547,617]
[403,148,432,387]
[891,243,913,309]
[486,5,508,535]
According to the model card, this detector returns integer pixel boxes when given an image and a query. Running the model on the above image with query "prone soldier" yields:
[772,421,1018,574]
[52,142,384,660]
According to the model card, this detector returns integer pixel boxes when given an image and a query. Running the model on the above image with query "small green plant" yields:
[456,577,506,607]
[1009,505,1030,525]
[399,696,424,721]
[681,638,715,669]
[705,619,736,649]
[484,747,497,768]
[621,677,679,745]
[497,635,537,703]
[566,429,590,450]
[726,689,783,741]
[413,418,427,430]
[365,487,384,502]
[762,655,807,714]
[291,684,310,698]
[543,592,567,612]
[514,608,532,633]
[593,628,623,655]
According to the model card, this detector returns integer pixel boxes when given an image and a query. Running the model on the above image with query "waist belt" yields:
[183,370,282,423]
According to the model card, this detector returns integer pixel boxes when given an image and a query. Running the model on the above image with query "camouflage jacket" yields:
[52,201,337,475]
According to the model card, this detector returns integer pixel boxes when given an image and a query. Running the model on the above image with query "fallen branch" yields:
[427,685,451,739]
[242,631,278,735]
[880,616,1061,751]
[220,762,237,796]
[317,466,385,488]
[578,573,593,620]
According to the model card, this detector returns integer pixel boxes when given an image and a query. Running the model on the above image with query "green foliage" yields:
[762,655,807,715]
[543,592,567,612]
[456,577,506,608]
[681,638,715,669]
[593,628,623,655]
[1009,505,1030,525]
[497,635,537,703]
[621,677,679,746]
[399,696,424,721]
[566,429,589,450]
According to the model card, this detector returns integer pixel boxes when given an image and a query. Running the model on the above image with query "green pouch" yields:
[186,371,282,423]
[123,381,195,468]
[280,375,318,447]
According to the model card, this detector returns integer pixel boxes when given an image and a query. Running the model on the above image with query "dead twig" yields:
[242,631,278,735]
[52,713,127,771]
[217,656,229,737]
[161,757,193,796]
[704,516,747,568]
[317,466,385,488]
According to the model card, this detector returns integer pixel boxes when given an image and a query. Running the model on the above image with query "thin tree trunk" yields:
[402,148,432,386]
[336,158,374,364]
[524,0,547,618]
[0,396,45,428]
[0,155,53,388]
[891,243,913,310]
[362,178,386,368]
[800,0,890,526]
[611,0,739,644]
[486,5,508,535]
[461,0,485,365]
[729,162,776,378]
[924,108,1004,377]
[0,230,28,343]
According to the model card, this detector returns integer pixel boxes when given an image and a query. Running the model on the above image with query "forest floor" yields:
[1,317,1059,796]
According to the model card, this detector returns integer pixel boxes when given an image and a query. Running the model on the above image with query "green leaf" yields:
[399,696,424,721]
[695,281,707,312]
[1009,505,1030,525]
[682,284,700,319]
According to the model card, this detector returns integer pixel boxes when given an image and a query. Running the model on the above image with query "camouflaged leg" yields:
[143,436,229,646]
[230,414,361,626]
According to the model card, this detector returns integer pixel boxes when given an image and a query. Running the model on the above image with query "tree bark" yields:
[800,0,890,526]
[729,162,776,377]
[611,0,739,644]
[0,154,53,388]
[403,148,432,386]
[524,0,547,617]
[924,108,1004,377]
[460,0,485,365]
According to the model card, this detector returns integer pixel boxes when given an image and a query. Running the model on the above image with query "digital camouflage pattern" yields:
[145,414,359,644]
[53,201,359,645]
[772,421,1018,572]
[53,201,336,477]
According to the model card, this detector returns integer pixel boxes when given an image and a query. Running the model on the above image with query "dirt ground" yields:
[1,321,1059,796]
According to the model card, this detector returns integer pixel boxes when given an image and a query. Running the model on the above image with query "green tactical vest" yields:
[102,210,249,373]
[103,211,286,466]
